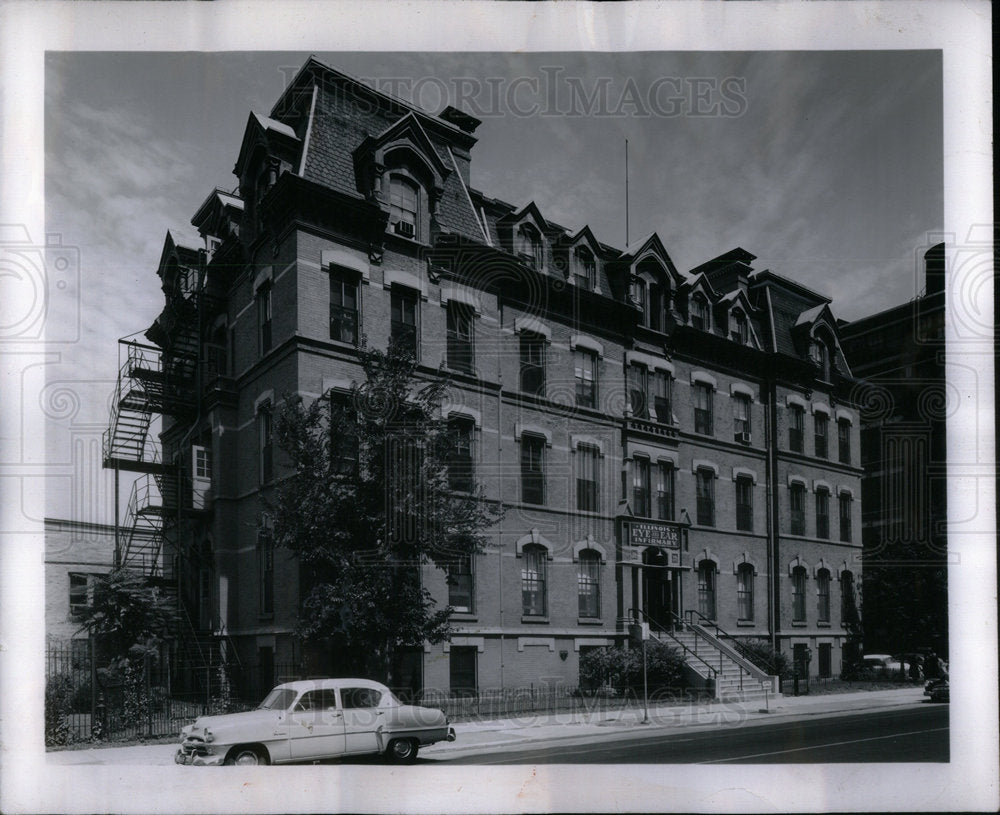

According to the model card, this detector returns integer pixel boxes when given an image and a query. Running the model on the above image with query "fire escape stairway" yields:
[119,472,164,577]
[103,341,164,474]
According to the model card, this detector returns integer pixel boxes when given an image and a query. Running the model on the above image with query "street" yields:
[431,704,949,764]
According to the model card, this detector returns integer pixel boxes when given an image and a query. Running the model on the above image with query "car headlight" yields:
[204,728,214,742]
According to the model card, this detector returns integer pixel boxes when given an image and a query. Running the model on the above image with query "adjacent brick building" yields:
[105,57,863,697]
[44,517,115,646]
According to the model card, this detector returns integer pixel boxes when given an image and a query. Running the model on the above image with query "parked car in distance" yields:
[176,678,455,766]
[927,680,950,702]
[862,654,915,675]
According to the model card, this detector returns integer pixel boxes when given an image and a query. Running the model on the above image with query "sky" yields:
[40,50,943,523]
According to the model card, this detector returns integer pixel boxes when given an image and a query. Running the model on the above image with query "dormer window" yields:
[517,224,543,270]
[574,246,596,290]
[732,310,749,344]
[691,294,709,330]
[389,174,420,239]
[631,277,647,317]
[811,329,836,381]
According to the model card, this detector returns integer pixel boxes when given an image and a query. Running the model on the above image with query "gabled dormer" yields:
[718,289,763,349]
[498,201,551,272]
[191,189,244,258]
[794,304,852,381]
[232,112,302,241]
[353,113,452,244]
[609,233,685,331]
[155,229,203,301]
[554,225,605,293]
[683,274,719,333]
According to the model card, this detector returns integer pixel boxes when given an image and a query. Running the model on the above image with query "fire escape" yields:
[104,256,236,701]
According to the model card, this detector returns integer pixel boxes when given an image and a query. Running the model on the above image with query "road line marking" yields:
[700,726,949,763]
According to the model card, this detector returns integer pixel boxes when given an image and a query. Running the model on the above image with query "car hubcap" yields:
[236,752,259,765]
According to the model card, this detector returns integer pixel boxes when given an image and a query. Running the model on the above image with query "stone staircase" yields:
[651,623,779,705]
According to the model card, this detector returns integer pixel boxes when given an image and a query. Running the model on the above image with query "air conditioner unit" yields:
[736,431,752,444]
[394,220,415,238]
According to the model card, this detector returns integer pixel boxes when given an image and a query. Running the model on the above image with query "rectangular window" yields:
[447,555,474,613]
[448,418,475,492]
[520,434,545,505]
[789,405,804,453]
[521,547,547,616]
[694,383,713,435]
[330,270,359,345]
[792,568,806,622]
[69,573,89,616]
[574,350,597,408]
[258,528,274,616]
[733,394,751,439]
[696,468,715,526]
[446,305,475,374]
[651,370,672,424]
[257,283,272,355]
[519,332,545,396]
[390,287,418,357]
[576,444,600,513]
[656,461,674,521]
[814,414,828,458]
[632,457,651,518]
[818,643,832,679]
[838,419,852,464]
[628,364,648,419]
[449,646,477,698]
[839,493,853,542]
[577,552,601,618]
[194,445,212,479]
[815,489,830,539]
[736,476,753,532]
[790,483,805,535]
[574,247,596,290]
[258,405,273,484]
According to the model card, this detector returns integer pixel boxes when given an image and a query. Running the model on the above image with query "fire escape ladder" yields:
[120,472,164,577]
[104,341,163,472]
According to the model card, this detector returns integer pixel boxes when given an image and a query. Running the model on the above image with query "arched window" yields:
[690,294,709,330]
[816,568,831,622]
[791,565,807,622]
[631,277,648,319]
[736,563,754,621]
[732,310,749,344]
[574,246,596,290]
[389,175,420,239]
[841,570,858,626]
[577,550,601,618]
[697,560,717,620]
[521,544,547,616]
[517,224,543,269]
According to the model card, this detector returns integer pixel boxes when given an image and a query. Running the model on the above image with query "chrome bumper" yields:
[175,746,225,766]
[446,726,457,742]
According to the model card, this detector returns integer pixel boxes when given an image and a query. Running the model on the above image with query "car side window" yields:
[340,687,381,709]
[295,689,338,712]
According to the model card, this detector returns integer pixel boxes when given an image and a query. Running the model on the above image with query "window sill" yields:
[449,612,478,622]
[817,621,831,628]
[736,620,757,627]
[791,620,807,627]
[577,617,604,625]
[521,615,549,624]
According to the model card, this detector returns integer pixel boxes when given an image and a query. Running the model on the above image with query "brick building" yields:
[44,517,115,646]
[104,57,863,698]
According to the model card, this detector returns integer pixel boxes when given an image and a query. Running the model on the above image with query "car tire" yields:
[387,738,419,764]
[225,745,269,766]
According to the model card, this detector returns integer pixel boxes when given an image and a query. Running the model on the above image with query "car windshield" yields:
[257,687,297,710]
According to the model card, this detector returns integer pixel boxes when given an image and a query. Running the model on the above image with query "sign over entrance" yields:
[624,520,682,550]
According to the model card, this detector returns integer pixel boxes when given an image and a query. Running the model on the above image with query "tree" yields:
[76,567,178,671]
[268,340,502,683]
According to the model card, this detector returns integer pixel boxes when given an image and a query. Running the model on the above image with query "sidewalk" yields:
[46,687,929,766]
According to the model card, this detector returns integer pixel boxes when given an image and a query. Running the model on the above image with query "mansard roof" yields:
[191,188,244,235]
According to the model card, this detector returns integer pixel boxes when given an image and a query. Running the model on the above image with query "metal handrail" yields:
[628,608,718,683]
[683,610,772,685]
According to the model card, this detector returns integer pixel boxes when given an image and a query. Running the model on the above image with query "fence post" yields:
[90,636,98,737]
[145,651,153,738]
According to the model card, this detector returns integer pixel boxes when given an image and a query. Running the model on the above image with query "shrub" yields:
[45,674,76,746]
[580,641,685,694]
[738,639,791,679]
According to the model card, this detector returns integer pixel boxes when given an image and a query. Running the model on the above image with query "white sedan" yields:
[175,678,455,766]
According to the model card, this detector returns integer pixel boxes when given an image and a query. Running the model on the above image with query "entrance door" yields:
[642,548,674,630]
